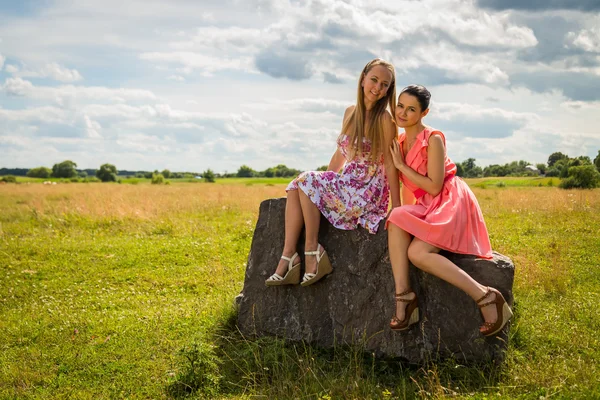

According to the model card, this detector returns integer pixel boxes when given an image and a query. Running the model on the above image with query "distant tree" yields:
[462,158,477,172]
[78,171,88,178]
[554,158,570,178]
[237,165,255,178]
[264,168,275,177]
[559,165,600,189]
[455,162,464,177]
[96,164,118,182]
[483,164,507,177]
[203,169,216,183]
[576,156,592,165]
[143,171,153,179]
[26,167,51,179]
[161,169,172,179]
[458,158,482,178]
[0,168,28,176]
[51,160,78,178]
[545,167,560,177]
[547,152,568,167]
[595,150,600,173]
[536,163,547,175]
[316,165,328,171]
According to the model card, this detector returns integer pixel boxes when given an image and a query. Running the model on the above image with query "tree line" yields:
[455,151,600,189]
[2,150,599,188]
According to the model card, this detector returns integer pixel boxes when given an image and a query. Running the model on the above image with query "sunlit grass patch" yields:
[1,181,599,398]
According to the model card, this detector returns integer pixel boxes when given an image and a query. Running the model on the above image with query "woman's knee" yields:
[407,241,429,269]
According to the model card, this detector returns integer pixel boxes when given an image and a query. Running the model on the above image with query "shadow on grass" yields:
[166,307,510,399]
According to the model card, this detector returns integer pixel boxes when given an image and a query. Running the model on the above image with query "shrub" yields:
[1,175,17,183]
[27,167,52,178]
[167,341,221,398]
[559,165,600,189]
[203,169,216,183]
[51,160,78,178]
[151,173,164,184]
[96,163,118,182]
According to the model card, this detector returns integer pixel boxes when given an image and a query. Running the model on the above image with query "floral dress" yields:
[286,134,389,234]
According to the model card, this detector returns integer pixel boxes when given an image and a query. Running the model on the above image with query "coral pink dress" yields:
[387,127,492,258]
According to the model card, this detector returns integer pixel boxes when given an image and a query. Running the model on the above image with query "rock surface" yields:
[237,198,515,364]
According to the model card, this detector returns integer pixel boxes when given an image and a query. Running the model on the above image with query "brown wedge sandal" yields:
[390,289,419,331]
[300,244,332,287]
[477,287,513,336]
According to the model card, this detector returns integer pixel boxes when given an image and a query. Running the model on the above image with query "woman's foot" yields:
[477,287,513,336]
[274,252,297,277]
[301,244,332,286]
[390,290,419,331]
[265,252,301,286]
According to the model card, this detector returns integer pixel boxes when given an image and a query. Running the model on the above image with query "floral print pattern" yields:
[286,134,389,234]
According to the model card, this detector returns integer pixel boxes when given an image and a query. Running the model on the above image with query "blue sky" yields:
[1,0,599,173]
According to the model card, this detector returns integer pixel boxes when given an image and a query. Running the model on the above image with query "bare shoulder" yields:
[344,105,355,118]
[382,110,397,141]
[428,131,445,150]
[381,109,394,122]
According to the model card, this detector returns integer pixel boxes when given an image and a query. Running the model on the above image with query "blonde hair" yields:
[342,58,397,162]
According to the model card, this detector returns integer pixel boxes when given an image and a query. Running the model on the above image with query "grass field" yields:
[1,179,599,399]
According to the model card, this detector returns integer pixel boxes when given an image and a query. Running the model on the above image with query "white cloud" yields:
[84,115,102,138]
[4,64,18,74]
[1,78,157,103]
[139,51,256,76]
[567,27,600,52]
[8,62,83,82]
[0,53,5,70]
[167,75,185,81]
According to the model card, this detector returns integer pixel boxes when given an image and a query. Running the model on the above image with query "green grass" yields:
[0,181,599,399]
[468,176,559,188]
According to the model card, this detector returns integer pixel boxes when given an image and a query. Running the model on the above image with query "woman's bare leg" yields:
[407,238,496,332]
[388,223,416,321]
[298,188,322,274]
[273,189,304,276]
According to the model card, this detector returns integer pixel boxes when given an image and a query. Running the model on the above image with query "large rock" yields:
[237,198,515,364]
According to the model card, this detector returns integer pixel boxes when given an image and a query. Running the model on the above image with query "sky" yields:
[0,0,599,174]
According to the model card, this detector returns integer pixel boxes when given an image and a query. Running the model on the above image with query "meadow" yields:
[0,178,599,399]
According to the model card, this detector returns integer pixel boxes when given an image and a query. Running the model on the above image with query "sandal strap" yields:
[267,273,284,281]
[304,244,324,261]
[476,287,492,304]
[478,300,496,308]
[280,253,299,271]
[395,290,415,302]
[302,272,316,282]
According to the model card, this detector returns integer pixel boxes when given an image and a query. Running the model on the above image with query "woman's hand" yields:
[389,140,405,171]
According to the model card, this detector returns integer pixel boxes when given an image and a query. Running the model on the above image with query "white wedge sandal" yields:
[301,244,332,287]
[265,253,301,286]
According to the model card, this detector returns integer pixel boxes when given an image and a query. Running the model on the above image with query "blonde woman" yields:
[266,59,400,287]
